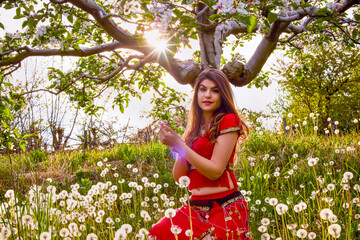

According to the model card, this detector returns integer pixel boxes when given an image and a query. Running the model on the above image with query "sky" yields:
[1,6,282,133]
[120,36,281,130]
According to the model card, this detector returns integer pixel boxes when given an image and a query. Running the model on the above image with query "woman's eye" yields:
[200,88,206,92]
[212,89,219,93]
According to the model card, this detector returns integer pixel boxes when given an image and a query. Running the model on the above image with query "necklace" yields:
[200,122,212,136]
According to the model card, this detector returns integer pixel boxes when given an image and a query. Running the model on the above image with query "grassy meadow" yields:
[0,117,359,240]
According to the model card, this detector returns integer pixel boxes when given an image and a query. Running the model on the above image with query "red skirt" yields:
[149,189,251,240]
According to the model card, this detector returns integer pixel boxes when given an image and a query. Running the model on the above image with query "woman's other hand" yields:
[159,124,183,148]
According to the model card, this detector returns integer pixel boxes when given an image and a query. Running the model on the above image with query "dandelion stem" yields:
[186,191,193,240]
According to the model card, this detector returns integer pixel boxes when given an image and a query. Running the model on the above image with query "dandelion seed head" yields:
[39,232,51,240]
[22,215,33,225]
[86,233,98,240]
[342,202,349,208]
[258,225,267,233]
[261,233,270,240]
[308,232,316,239]
[268,198,278,206]
[120,224,133,234]
[179,176,190,188]
[320,208,333,220]
[1,227,11,238]
[164,208,176,218]
[343,171,354,180]
[95,216,102,223]
[299,202,307,210]
[328,224,341,238]
[114,229,127,240]
[296,229,307,238]
[294,204,301,213]
[307,157,318,167]
[261,218,270,226]
[287,223,297,230]
[5,190,14,199]
[329,214,338,223]
[185,229,192,237]
[275,203,288,215]
[170,225,182,235]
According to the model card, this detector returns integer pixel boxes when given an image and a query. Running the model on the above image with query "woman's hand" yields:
[158,124,183,148]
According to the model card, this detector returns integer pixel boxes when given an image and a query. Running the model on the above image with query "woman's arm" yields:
[172,157,189,183]
[159,125,238,181]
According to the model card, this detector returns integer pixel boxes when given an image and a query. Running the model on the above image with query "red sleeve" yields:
[219,113,242,135]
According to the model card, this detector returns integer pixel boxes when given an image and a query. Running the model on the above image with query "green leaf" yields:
[354,14,360,22]
[22,134,33,139]
[247,15,257,33]
[314,7,331,17]
[180,15,192,23]
[209,14,221,21]
[189,32,198,40]
[119,104,124,113]
[181,0,193,5]
[0,22,4,30]
[22,20,28,28]
[20,143,26,152]
[267,12,278,23]
[352,29,359,39]
[234,14,247,24]
[67,14,74,23]
[202,0,215,8]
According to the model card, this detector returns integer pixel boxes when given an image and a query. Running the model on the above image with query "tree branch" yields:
[218,20,253,41]
[50,0,70,3]
[0,42,128,67]
[102,13,150,27]
[332,21,360,44]
[1,64,21,78]
[151,0,195,14]
[277,7,318,22]
[78,54,145,84]
[65,0,136,46]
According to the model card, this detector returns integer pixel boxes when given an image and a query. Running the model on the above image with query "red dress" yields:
[149,114,250,240]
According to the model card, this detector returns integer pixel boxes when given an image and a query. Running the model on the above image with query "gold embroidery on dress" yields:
[220,127,240,134]
[197,228,213,239]
[221,195,244,208]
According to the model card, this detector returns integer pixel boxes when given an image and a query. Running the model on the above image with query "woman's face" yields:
[197,79,222,118]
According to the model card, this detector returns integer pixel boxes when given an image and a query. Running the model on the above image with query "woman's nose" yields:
[205,90,211,97]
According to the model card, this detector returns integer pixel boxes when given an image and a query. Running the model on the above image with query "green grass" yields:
[0,126,359,239]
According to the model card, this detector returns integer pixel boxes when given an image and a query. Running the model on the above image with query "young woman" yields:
[149,69,251,240]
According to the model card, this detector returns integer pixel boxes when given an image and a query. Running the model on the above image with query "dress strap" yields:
[226,162,234,171]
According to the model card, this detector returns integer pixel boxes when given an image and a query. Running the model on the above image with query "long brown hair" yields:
[184,69,249,145]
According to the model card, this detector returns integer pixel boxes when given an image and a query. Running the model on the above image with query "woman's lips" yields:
[203,101,213,105]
